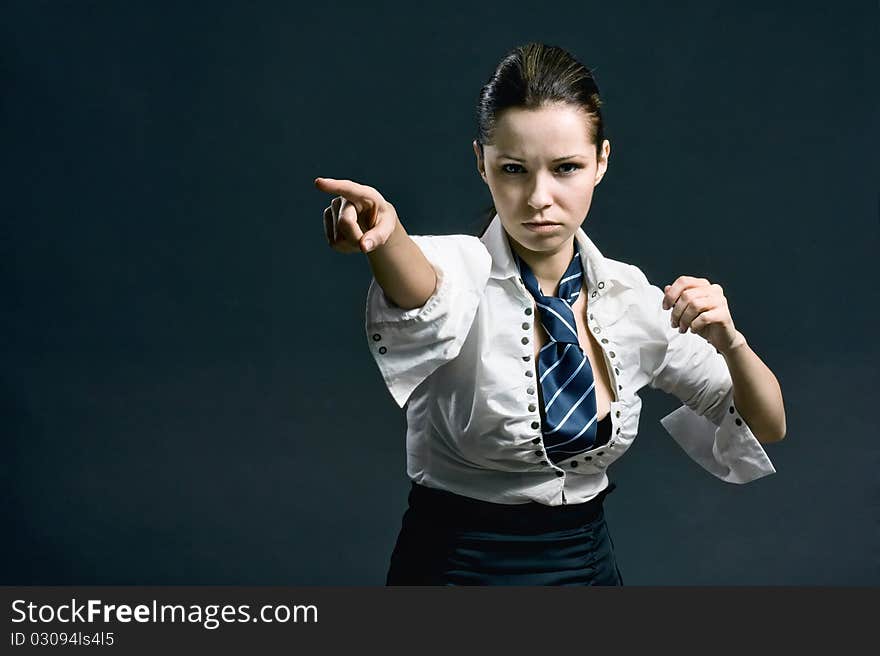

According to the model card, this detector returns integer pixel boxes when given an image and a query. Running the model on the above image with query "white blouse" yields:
[364,214,776,506]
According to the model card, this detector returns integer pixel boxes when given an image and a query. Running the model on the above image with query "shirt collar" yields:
[479,212,633,298]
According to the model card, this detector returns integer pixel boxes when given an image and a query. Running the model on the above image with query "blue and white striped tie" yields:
[515,244,600,465]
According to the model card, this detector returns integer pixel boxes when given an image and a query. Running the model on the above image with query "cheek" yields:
[487,180,519,202]
[574,185,596,205]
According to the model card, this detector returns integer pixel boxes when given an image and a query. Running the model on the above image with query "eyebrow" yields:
[498,154,586,162]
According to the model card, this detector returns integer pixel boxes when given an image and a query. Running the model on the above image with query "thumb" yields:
[359,207,393,254]
[361,221,396,253]
[360,230,380,253]
[358,203,380,253]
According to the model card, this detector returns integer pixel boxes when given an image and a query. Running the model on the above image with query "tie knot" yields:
[515,244,583,345]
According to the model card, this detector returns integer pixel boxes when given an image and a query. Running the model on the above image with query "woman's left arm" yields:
[663,276,787,444]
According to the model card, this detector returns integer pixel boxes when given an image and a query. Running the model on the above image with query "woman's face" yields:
[473,103,610,255]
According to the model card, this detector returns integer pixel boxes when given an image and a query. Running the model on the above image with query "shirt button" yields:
[531,422,540,429]
[525,308,533,315]
[601,338,609,344]
[532,437,541,444]
[527,387,535,394]
[522,323,530,330]
[378,346,387,354]
[589,314,594,320]
[616,411,621,417]
[618,384,623,390]
[591,291,597,298]
[593,327,601,333]
[570,461,579,467]
[597,451,604,456]
[522,355,531,361]
[535,450,543,457]
[609,351,616,358]
[616,427,621,434]
[729,406,735,414]
[525,370,534,377]
[372,333,382,341]
[522,337,529,345]
[598,281,605,289]
[540,461,549,466]
[584,456,592,461]
[528,404,537,412]
[735,418,742,426]
[555,471,564,477]
[614,368,619,375]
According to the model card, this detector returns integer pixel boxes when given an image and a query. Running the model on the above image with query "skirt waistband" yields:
[406,481,617,534]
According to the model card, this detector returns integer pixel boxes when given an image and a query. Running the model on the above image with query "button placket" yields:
[520,304,546,441]
[522,306,537,381]
[586,297,623,404]
[518,283,565,480]
[522,337,534,412]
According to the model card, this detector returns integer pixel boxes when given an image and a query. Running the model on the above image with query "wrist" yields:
[720,330,748,358]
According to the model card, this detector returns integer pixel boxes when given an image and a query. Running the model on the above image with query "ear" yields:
[594,139,611,186]
[473,140,488,184]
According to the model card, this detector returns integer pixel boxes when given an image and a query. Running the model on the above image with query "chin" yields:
[514,229,572,251]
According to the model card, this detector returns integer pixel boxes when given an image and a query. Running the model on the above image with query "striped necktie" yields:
[514,243,601,465]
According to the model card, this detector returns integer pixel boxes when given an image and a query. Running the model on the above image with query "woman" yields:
[315,42,786,585]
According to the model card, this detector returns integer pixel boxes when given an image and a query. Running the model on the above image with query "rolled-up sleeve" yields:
[364,234,491,408]
[638,276,776,484]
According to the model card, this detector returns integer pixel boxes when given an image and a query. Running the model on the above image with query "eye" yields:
[500,163,583,175]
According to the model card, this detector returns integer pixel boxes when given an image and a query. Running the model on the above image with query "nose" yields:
[527,171,553,210]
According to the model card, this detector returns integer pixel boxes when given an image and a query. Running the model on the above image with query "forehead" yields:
[490,104,593,155]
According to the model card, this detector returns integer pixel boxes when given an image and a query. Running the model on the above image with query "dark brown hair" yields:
[473,42,607,236]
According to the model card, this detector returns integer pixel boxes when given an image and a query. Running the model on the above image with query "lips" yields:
[522,221,562,233]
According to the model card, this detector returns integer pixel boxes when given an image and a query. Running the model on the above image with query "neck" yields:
[507,234,577,297]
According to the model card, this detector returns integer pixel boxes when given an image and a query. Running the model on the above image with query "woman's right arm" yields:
[316,176,437,310]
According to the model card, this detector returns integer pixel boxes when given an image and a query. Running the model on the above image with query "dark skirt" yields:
[386,480,624,586]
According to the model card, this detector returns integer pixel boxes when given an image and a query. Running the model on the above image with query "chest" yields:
[529,290,617,416]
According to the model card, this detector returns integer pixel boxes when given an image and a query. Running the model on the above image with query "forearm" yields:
[720,331,787,443]
[366,219,438,310]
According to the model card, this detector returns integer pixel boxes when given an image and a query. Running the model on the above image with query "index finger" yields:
[314,177,381,212]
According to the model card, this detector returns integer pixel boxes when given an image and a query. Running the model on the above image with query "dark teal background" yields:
[3,1,877,584]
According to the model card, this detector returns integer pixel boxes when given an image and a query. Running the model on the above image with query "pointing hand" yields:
[315,177,401,255]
